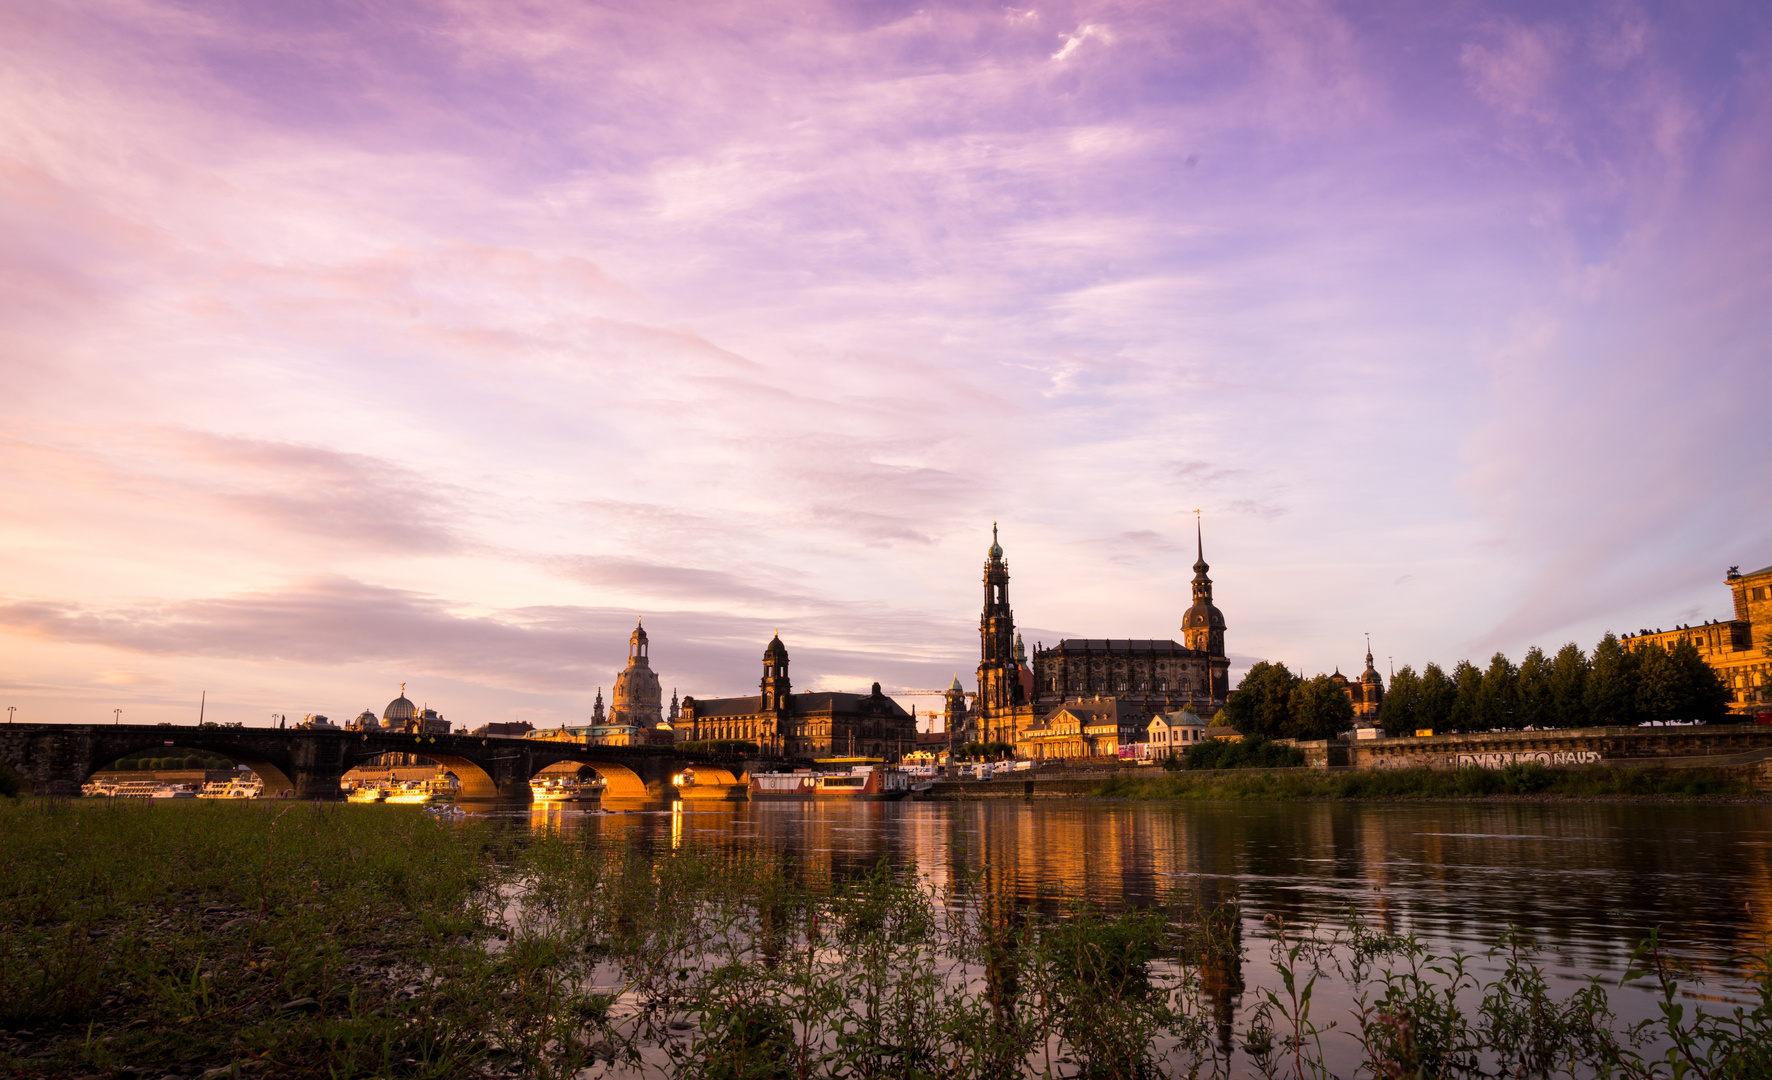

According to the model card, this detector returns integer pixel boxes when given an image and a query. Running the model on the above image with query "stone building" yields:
[1329,645,1386,723]
[1621,563,1772,714]
[611,620,664,728]
[674,634,918,759]
[348,686,451,765]
[1015,697,1144,760]
[969,523,1232,753]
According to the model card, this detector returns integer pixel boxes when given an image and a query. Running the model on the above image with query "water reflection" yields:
[503,799,1772,970]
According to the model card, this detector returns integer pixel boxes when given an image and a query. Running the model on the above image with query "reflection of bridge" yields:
[0,724,773,801]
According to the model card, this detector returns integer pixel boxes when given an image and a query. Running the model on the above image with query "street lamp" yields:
[6,706,14,725]
[113,708,121,726]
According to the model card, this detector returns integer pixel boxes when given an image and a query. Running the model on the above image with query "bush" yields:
[1181,735,1306,771]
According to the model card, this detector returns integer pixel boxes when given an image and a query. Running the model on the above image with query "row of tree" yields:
[1379,633,1731,733]
[1226,632,1735,740]
[1221,665,1357,741]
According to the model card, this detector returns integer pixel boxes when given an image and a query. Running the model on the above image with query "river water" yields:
[509,798,1772,1073]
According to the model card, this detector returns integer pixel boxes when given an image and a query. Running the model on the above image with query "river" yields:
[508,797,1772,1073]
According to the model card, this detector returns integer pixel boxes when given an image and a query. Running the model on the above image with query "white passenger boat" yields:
[384,783,438,805]
[530,777,605,803]
[748,765,910,802]
[150,784,198,799]
[199,778,262,799]
[346,786,387,803]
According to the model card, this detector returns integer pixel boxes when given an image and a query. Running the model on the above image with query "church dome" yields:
[382,692,417,726]
[612,620,663,725]
[1181,600,1225,631]
[763,633,789,663]
[988,522,1003,560]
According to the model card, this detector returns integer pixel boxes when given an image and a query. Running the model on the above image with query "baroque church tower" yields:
[1180,519,1230,699]
[977,524,1023,716]
[760,633,791,715]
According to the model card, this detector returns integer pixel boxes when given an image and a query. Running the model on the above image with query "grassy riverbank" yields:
[1091,762,1763,801]
[4,797,1769,1078]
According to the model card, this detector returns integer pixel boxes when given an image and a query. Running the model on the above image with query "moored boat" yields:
[530,777,605,803]
[748,765,910,801]
[346,786,387,803]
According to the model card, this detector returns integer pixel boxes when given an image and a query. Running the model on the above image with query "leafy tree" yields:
[1637,640,1732,724]
[1448,660,1483,732]
[1418,662,1455,732]
[1380,664,1421,736]
[1635,642,1679,723]
[1223,661,1300,738]
[1587,632,1641,726]
[1287,674,1356,740]
[1476,652,1520,730]
[1546,643,1589,728]
[1515,647,1550,727]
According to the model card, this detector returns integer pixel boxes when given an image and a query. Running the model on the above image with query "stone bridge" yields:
[0,723,772,801]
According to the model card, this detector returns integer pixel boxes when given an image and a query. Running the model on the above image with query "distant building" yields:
[1145,707,1207,758]
[1015,696,1143,761]
[472,720,534,738]
[1621,563,1772,714]
[967,522,1232,752]
[350,686,450,765]
[1329,646,1386,724]
[674,634,917,759]
[611,620,664,728]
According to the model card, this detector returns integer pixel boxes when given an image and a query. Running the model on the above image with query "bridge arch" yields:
[536,757,654,800]
[90,739,298,797]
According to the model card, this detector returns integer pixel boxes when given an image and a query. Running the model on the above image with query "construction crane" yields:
[890,688,978,697]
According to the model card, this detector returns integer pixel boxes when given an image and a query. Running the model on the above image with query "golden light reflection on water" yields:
[498,797,1772,973]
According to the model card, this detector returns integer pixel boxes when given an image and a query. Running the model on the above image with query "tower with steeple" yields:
[760,633,791,714]
[977,524,1021,723]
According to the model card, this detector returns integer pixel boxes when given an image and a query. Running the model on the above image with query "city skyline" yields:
[3,2,1770,727]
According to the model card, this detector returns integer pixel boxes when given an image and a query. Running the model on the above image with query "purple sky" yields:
[3,1,1769,729]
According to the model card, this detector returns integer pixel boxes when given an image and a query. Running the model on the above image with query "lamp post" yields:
[113,708,121,726]
[6,706,13,725]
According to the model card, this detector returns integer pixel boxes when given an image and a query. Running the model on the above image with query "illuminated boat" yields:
[747,765,910,801]
[530,777,605,803]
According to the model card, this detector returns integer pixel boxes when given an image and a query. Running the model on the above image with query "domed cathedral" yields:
[970,521,1233,753]
[350,684,451,765]
[675,633,918,760]
[610,619,664,728]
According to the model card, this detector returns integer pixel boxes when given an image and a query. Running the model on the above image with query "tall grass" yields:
[1093,762,1759,801]
[2,798,1768,1078]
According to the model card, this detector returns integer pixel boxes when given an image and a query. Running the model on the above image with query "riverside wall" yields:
[1342,723,1772,771]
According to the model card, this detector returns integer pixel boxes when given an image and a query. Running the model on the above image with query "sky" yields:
[2,0,1770,731]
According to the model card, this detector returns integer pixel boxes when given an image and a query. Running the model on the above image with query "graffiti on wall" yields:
[1453,750,1601,769]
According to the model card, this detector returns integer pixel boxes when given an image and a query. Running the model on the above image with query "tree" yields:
[1448,660,1483,732]
[1635,643,1679,723]
[1418,663,1455,732]
[1476,652,1520,730]
[1546,643,1589,728]
[1640,640,1731,724]
[1287,675,1356,741]
[1223,661,1300,738]
[1587,632,1641,726]
[1516,647,1551,728]
[1380,665,1421,736]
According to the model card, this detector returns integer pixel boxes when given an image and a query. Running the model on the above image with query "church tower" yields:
[1181,520,1226,657]
[977,524,1020,716]
[611,619,663,726]
[944,674,971,751]
[1181,518,1231,701]
[760,633,792,714]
